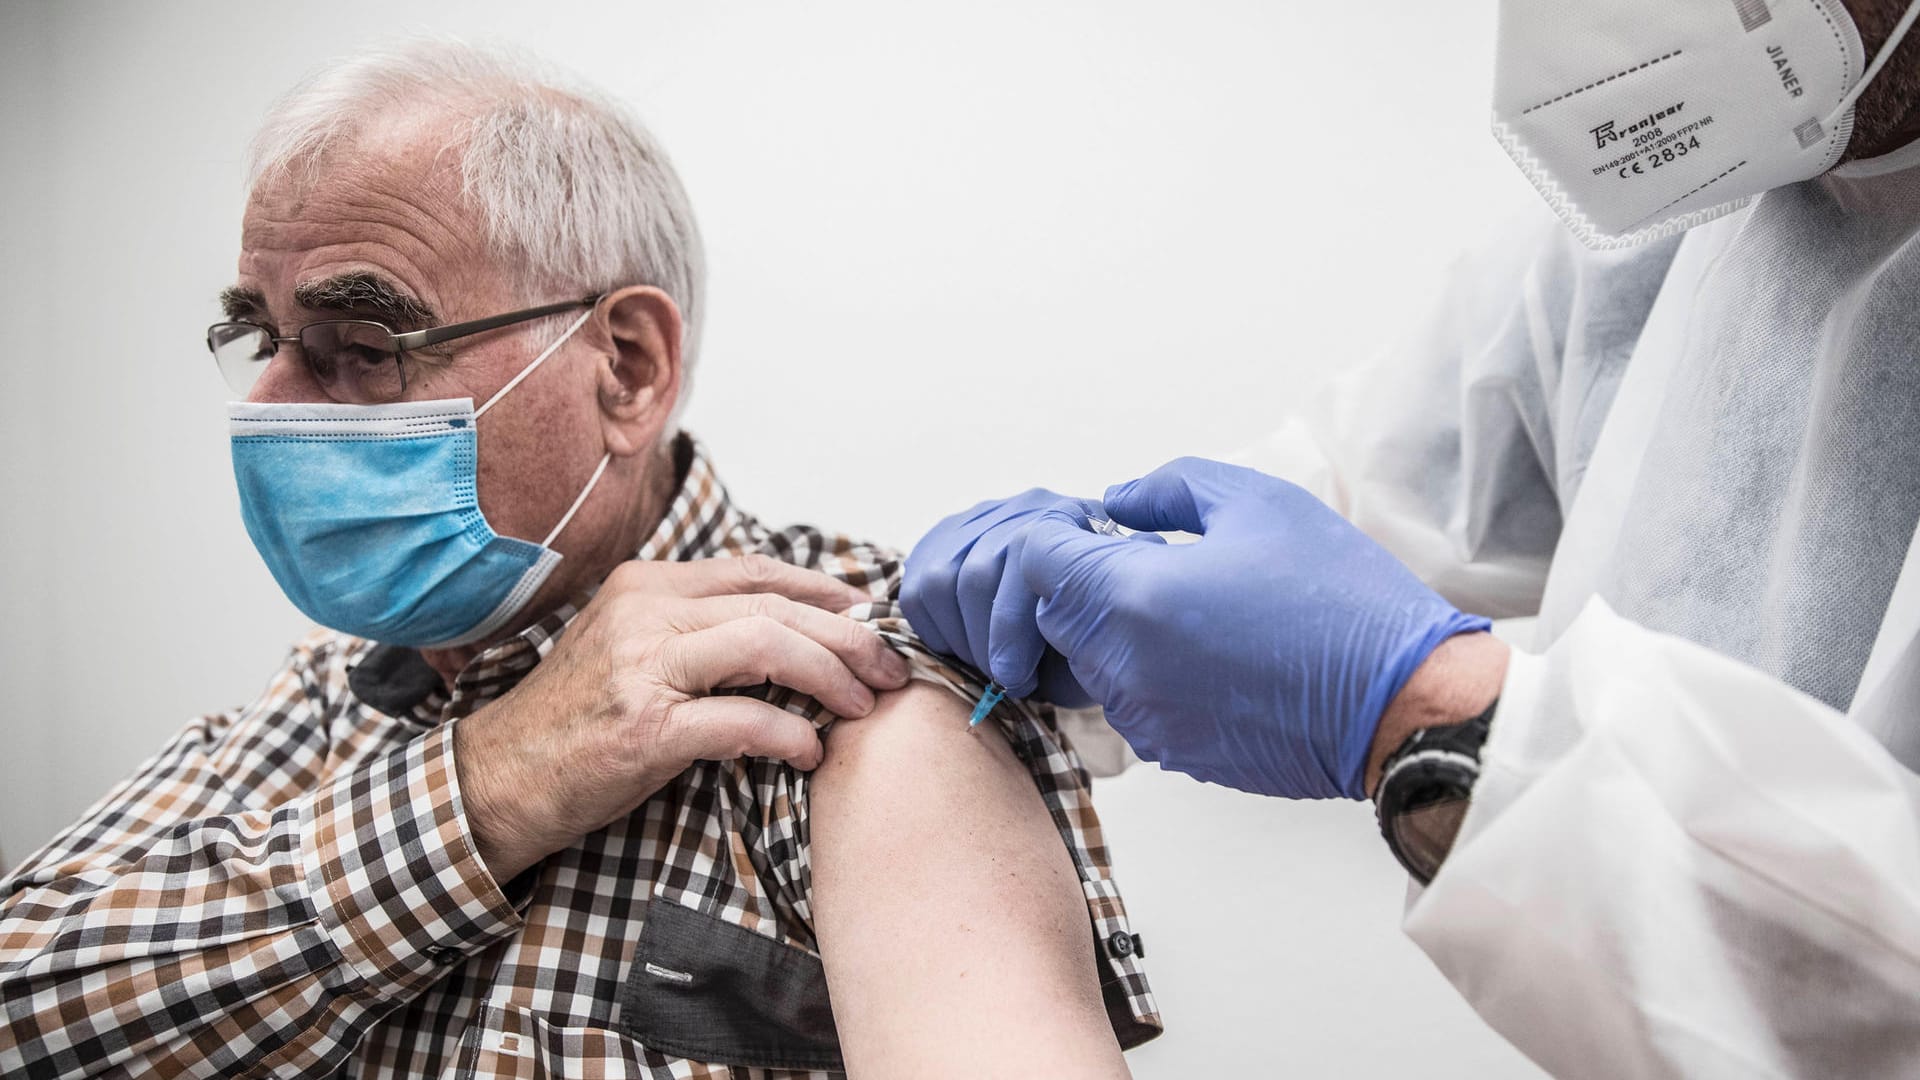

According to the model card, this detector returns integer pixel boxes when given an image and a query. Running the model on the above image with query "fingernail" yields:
[882,650,911,686]
[850,685,876,716]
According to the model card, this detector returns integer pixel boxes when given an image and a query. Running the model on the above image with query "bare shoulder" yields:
[809,681,1129,1079]
[822,678,973,739]
[813,681,1049,895]
[816,680,1022,800]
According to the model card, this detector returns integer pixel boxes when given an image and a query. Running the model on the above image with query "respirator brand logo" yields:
[1590,101,1687,149]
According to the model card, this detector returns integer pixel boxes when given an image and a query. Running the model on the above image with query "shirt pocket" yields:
[618,897,846,1072]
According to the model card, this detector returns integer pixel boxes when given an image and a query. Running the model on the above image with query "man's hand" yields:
[454,556,912,881]
[912,457,1491,800]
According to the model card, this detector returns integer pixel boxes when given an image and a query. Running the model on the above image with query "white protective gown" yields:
[1235,139,1920,1078]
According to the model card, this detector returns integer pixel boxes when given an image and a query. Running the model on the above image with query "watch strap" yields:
[1374,698,1498,884]
[1379,698,1496,778]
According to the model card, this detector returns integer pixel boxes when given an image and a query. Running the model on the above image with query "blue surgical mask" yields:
[228,308,609,648]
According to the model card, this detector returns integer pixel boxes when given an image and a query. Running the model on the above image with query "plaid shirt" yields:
[0,436,1159,1078]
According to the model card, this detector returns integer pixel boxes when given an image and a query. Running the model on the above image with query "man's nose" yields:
[245,347,321,404]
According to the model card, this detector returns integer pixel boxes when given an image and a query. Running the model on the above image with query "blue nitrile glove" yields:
[1011,457,1489,799]
[903,488,1114,706]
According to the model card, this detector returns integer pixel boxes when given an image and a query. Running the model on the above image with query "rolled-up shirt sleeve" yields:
[1404,597,1920,1079]
[0,637,521,1078]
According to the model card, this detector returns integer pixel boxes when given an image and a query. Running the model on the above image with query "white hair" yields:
[248,38,706,391]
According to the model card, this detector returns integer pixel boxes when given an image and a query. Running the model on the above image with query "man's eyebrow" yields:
[219,286,268,322]
[292,272,438,329]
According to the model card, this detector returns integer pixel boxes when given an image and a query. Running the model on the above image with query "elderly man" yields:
[0,42,1157,1078]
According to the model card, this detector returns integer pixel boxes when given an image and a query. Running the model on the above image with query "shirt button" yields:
[1107,930,1134,958]
[427,946,461,965]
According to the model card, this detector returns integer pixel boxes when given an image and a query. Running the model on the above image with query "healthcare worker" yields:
[904,0,1920,1075]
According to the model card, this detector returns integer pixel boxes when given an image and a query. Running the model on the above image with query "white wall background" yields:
[0,2,1545,1075]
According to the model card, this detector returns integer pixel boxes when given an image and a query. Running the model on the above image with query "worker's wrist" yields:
[1364,632,1510,799]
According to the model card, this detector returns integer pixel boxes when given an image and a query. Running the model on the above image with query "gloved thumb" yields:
[1017,501,1132,603]
[1102,456,1265,535]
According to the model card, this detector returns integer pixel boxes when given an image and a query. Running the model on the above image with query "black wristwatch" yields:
[1373,699,1497,885]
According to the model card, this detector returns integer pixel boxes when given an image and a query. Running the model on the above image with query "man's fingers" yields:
[629,554,872,612]
[667,616,882,720]
[662,696,826,771]
[1101,456,1270,535]
[677,594,911,690]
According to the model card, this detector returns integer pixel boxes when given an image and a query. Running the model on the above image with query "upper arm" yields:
[808,682,1129,1080]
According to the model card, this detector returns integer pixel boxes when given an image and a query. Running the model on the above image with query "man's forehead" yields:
[238,109,500,313]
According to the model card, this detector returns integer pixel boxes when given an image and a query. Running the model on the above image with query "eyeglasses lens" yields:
[298,321,407,404]
[207,322,273,395]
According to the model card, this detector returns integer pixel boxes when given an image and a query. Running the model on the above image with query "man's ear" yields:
[594,285,684,457]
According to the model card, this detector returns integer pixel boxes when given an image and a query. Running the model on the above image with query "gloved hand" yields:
[1007,457,1488,799]
[903,488,1111,707]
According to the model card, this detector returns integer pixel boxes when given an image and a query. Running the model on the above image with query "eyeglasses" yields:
[206,295,602,403]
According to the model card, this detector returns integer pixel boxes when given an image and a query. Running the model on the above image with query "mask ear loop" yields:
[468,304,612,548]
[476,306,598,419]
[543,453,611,547]
[1832,0,1920,120]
